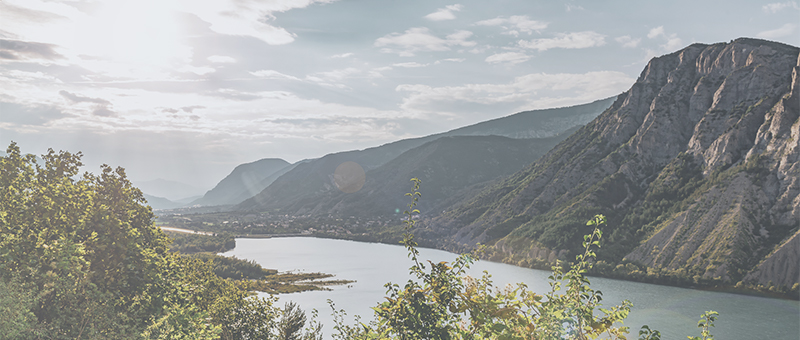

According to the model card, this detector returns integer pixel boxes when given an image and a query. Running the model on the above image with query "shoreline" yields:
[243,232,800,301]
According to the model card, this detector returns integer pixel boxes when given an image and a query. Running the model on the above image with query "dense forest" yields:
[1,144,721,339]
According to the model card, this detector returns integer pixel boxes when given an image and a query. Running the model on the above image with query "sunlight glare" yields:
[91,0,191,76]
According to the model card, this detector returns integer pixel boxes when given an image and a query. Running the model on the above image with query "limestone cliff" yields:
[429,38,799,290]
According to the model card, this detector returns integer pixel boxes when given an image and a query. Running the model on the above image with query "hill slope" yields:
[240,132,574,217]
[190,158,290,207]
[236,98,614,213]
[428,38,799,290]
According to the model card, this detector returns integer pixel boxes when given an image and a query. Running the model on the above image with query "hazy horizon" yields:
[2,0,798,190]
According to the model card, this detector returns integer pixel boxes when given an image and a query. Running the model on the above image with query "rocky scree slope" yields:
[427,38,799,290]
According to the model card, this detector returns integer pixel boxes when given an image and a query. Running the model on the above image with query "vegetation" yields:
[0,144,723,338]
[166,231,236,253]
[328,179,720,339]
[0,143,322,339]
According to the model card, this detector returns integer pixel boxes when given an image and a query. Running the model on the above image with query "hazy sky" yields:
[2,0,798,190]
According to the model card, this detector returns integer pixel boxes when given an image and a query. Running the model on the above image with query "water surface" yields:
[223,237,800,339]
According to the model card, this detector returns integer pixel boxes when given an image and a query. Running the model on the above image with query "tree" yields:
[331,178,719,339]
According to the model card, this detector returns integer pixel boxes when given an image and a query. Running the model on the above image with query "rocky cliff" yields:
[429,38,799,290]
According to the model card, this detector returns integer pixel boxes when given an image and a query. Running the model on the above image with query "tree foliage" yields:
[0,142,318,339]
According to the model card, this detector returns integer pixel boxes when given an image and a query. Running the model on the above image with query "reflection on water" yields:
[223,237,800,340]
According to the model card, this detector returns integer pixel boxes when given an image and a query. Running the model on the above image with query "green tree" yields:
[332,178,720,340]
[0,142,303,339]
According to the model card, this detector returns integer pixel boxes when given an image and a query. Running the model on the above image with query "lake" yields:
[222,237,800,339]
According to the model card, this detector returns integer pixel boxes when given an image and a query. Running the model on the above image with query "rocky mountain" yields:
[427,38,799,290]
[235,98,613,214]
[190,158,291,207]
[238,131,576,217]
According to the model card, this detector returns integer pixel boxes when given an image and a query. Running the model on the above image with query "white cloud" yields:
[424,4,463,21]
[207,55,236,63]
[615,35,641,48]
[435,58,466,64]
[475,15,547,36]
[646,26,682,51]
[565,4,584,11]
[374,27,476,56]
[331,52,354,58]
[393,62,429,68]
[396,71,635,115]
[180,0,338,45]
[250,69,302,81]
[647,26,665,39]
[757,23,797,38]
[485,52,530,64]
[518,31,606,51]
[762,1,799,13]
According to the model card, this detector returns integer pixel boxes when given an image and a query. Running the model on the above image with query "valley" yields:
[156,38,800,300]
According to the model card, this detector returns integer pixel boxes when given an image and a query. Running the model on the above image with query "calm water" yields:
[223,237,800,339]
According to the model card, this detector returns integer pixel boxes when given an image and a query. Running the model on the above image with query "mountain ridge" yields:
[425,38,799,291]
[236,98,614,212]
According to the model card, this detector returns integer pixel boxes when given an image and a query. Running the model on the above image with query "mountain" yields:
[426,38,799,290]
[236,98,614,213]
[190,158,291,207]
[143,194,185,210]
[238,130,576,217]
[136,178,206,201]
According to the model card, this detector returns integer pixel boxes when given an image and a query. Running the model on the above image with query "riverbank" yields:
[225,236,800,340]
[304,231,800,301]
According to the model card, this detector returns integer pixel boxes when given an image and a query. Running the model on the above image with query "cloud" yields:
[207,55,236,63]
[181,105,205,113]
[92,107,116,117]
[396,71,635,116]
[518,31,606,51]
[0,39,62,61]
[434,58,466,64]
[757,23,797,38]
[374,27,476,56]
[475,15,547,36]
[647,26,665,39]
[250,69,302,81]
[485,52,530,64]
[59,90,117,117]
[646,26,682,51]
[181,0,338,45]
[565,4,584,11]
[762,1,799,13]
[425,4,463,21]
[393,62,429,68]
[331,52,354,58]
[615,35,641,48]
[59,90,111,105]
[0,101,67,125]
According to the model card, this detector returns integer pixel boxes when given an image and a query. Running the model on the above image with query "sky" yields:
[1,0,798,193]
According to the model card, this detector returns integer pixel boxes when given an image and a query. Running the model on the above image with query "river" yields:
[222,237,800,339]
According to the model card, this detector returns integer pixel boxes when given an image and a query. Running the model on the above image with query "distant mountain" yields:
[238,130,577,216]
[137,179,205,201]
[143,194,185,210]
[427,38,799,290]
[236,98,614,213]
[190,158,290,207]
